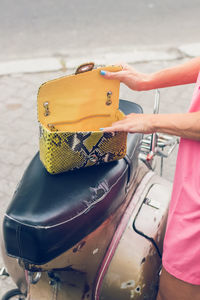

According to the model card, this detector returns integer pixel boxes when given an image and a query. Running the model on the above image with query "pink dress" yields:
[163,72,200,285]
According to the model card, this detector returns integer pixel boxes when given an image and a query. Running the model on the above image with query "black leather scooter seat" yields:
[3,100,143,265]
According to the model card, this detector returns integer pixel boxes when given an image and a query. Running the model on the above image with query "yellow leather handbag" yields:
[37,63,127,174]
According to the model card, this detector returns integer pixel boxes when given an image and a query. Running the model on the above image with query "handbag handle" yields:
[75,62,94,75]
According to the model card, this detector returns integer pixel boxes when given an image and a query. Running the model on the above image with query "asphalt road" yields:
[0,0,200,61]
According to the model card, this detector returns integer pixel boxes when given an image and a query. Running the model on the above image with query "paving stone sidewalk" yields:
[0,58,195,297]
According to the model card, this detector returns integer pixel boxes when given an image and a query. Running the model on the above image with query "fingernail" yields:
[99,128,104,131]
[100,70,106,76]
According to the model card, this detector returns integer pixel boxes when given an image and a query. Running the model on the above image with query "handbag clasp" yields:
[43,102,50,116]
[106,91,112,105]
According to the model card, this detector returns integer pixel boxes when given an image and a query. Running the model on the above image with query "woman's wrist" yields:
[140,71,171,91]
[139,73,156,91]
[149,112,200,140]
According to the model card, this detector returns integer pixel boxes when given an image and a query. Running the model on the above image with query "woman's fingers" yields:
[101,113,156,134]
[100,64,151,91]
[101,124,129,132]
[100,69,125,80]
[110,114,136,126]
[101,119,133,132]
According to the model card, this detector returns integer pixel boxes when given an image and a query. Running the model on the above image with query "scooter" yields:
[0,91,178,300]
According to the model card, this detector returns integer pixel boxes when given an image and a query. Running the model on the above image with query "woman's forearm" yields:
[145,57,200,90]
[152,111,200,140]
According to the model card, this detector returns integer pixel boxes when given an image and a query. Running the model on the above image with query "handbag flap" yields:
[37,65,122,131]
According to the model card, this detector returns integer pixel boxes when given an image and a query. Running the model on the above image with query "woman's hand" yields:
[100,64,151,91]
[102,111,200,141]
[100,58,200,90]
[102,113,156,134]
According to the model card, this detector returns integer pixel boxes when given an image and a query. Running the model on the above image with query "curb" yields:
[0,43,199,76]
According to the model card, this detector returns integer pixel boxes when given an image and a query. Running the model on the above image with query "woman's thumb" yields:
[100,70,121,80]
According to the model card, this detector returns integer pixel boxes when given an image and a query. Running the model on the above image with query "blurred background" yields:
[0,0,200,297]
[0,0,200,61]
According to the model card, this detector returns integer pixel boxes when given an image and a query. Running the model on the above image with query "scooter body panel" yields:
[0,238,27,295]
[95,173,172,300]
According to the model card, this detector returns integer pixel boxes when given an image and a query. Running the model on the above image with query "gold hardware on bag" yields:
[106,91,112,105]
[47,124,57,131]
[43,102,50,116]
